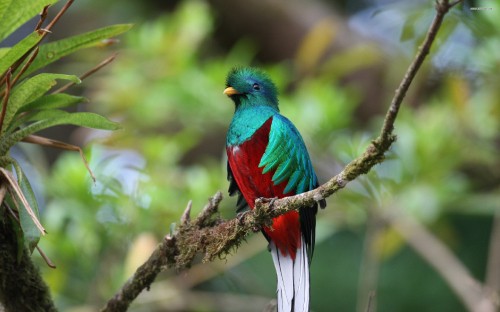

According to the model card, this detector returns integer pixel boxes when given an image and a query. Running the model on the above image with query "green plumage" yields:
[259,114,318,193]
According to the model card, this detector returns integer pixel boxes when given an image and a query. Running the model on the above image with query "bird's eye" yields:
[252,83,261,91]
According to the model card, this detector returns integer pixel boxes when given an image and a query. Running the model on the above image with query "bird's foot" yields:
[254,197,279,231]
[257,197,278,210]
[236,210,251,222]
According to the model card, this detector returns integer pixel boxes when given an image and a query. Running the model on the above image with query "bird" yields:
[224,67,326,312]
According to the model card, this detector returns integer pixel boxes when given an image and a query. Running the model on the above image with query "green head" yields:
[224,67,279,111]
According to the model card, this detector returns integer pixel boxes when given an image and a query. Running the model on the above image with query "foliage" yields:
[0,0,129,266]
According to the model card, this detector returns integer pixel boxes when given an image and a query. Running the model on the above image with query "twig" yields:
[193,192,223,228]
[10,47,40,87]
[101,1,460,311]
[181,200,192,225]
[22,135,96,182]
[52,53,118,94]
[35,246,56,269]
[34,5,50,31]
[3,201,18,222]
[0,69,12,133]
[41,0,74,35]
[378,0,460,143]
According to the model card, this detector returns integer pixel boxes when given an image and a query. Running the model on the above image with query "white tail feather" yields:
[270,239,310,312]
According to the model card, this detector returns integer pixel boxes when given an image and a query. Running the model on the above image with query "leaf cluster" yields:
[0,0,129,260]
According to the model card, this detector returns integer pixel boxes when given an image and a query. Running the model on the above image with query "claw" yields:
[236,210,251,223]
[257,197,278,209]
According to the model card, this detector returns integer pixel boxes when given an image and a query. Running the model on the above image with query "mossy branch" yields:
[101,1,462,311]
[0,215,56,312]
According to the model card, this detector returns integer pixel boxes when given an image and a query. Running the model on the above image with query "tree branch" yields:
[0,210,56,312]
[101,1,461,311]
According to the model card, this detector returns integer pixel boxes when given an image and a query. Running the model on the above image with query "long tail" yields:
[270,239,310,312]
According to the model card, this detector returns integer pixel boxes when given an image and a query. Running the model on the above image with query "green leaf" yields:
[25,24,133,76]
[25,108,71,121]
[35,111,121,130]
[0,47,9,58]
[11,206,25,260]
[14,163,42,253]
[3,193,27,260]
[0,0,58,42]
[3,73,80,133]
[20,93,88,113]
[0,165,45,253]
[0,112,120,154]
[0,31,43,75]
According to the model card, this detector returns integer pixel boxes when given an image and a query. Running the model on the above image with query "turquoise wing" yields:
[259,114,318,194]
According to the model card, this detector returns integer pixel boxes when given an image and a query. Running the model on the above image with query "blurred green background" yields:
[16,0,500,311]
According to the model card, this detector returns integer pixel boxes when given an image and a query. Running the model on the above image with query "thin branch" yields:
[41,0,74,35]
[181,200,192,225]
[0,69,12,133]
[101,2,461,311]
[377,0,459,143]
[3,201,18,222]
[22,135,96,182]
[52,53,118,94]
[193,192,223,228]
[34,5,50,31]
[10,47,40,87]
[35,246,56,269]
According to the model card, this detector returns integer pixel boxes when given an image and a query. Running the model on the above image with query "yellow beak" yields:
[223,87,240,96]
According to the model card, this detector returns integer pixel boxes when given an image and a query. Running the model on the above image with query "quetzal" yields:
[224,67,325,312]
